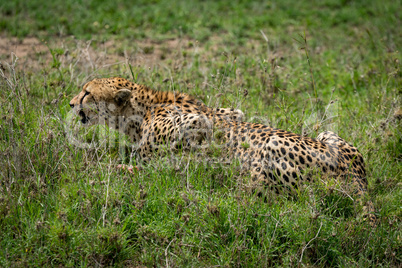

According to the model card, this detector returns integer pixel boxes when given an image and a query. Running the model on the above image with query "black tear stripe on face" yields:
[80,91,90,105]
[78,92,93,124]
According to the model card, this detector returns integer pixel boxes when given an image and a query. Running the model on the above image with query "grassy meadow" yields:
[0,0,401,266]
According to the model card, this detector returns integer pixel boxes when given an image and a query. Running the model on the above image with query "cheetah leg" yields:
[317,131,376,225]
[246,159,285,199]
[350,175,377,225]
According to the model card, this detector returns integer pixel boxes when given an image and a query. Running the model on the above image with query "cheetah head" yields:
[69,78,131,126]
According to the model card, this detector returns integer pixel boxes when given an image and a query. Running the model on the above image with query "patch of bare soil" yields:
[0,34,291,79]
[0,36,48,58]
[0,36,49,69]
[0,35,214,72]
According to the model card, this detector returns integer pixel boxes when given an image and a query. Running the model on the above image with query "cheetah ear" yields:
[114,89,131,105]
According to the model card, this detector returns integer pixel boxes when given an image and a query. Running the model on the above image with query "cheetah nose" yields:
[69,103,74,108]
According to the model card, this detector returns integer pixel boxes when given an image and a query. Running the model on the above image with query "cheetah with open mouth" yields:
[69,77,375,224]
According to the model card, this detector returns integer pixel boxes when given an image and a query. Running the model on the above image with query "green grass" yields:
[0,0,401,266]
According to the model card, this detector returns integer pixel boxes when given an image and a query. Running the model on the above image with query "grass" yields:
[0,0,401,266]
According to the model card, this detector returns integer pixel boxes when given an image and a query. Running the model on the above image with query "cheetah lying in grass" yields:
[69,77,375,224]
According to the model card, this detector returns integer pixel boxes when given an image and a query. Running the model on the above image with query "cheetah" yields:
[69,77,375,223]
